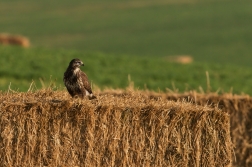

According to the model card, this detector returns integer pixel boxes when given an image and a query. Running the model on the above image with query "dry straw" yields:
[0,89,232,167]
[0,33,30,48]
[128,89,251,167]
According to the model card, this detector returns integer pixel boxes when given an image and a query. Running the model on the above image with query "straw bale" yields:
[0,90,232,167]
[0,33,30,48]
[166,55,193,64]
[119,90,250,167]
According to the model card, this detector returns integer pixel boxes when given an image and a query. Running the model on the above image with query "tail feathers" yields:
[88,94,97,100]
[85,90,96,100]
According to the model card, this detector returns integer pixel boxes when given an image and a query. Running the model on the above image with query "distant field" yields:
[0,0,252,66]
[0,0,252,94]
[1,46,252,95]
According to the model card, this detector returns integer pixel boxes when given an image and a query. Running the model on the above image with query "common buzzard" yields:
[64,58,96,99]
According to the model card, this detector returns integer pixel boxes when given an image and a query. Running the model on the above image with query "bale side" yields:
[0,91,232,166]
[104,89,252,166]
[162,92,252,167]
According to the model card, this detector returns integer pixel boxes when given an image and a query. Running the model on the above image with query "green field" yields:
[0,0,252,94]
[1,46,252,95]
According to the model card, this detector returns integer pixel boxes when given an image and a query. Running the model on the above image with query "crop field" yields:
[0,0,252,94]
[0,0,252,66]
[1,46,252,95]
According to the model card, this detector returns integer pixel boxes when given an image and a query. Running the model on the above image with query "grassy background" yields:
[0,0,252,94]
[1,46,252,94]
[1,0,252,65]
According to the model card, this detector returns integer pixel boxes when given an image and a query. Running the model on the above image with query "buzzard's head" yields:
[69,58,84,69]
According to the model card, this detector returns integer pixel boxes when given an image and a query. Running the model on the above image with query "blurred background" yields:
[0,0,252,94]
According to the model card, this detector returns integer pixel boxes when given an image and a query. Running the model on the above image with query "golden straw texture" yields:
[0,90,232,167]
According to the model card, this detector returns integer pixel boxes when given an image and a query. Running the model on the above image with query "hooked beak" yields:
[80,62,84,66]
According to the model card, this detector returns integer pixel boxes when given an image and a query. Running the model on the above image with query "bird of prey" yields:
[64,58,96,99]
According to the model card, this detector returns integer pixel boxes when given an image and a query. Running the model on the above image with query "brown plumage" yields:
[64,58,96,99]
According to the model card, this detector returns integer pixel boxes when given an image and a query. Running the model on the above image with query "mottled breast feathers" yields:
[63,58,96,99]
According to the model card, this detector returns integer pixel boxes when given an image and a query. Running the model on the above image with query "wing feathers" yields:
[64,59,96,99]
[79,71,93,95]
